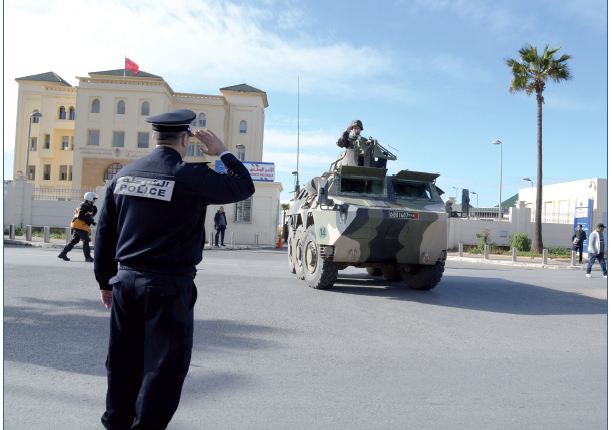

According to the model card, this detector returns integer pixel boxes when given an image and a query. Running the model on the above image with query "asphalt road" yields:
[4,245,608,429]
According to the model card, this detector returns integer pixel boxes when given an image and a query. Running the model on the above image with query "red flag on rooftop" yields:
[125,57,139,76]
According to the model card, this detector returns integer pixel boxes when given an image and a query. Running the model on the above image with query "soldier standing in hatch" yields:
[94,109,254,429]
[337,119,366,149]
[58,192,98,262]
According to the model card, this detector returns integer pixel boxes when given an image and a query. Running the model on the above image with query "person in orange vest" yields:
[58,192,98,262]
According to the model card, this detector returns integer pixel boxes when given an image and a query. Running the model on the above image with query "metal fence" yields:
[466,207,510,221]
[533,212,575,224]
[33,187,95,201]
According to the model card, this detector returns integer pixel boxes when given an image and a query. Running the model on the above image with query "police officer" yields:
[58,191,98,262]
[94,109,254,429]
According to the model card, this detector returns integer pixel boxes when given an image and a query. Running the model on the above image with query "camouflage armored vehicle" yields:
[286,137,447,290]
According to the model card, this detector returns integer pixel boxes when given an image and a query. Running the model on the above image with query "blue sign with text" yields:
[573,198,593,253]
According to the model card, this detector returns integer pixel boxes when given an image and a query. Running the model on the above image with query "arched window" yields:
[199,113,206,127]
[239,120,247,134]
[32,110,40,123]
[91,99,100,113]
[68,107,75,120]
[58,106,66,120]
[141,101,150,115]
[117,100,126,115]
[104,163,123,181]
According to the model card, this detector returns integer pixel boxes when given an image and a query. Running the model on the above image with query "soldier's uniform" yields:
[94,109,255,429]
[336,120,387,168]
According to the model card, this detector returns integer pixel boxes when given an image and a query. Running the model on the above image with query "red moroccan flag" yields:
[125,57,139,75]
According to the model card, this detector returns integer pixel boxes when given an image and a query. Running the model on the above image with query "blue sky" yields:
[4,0,607,206]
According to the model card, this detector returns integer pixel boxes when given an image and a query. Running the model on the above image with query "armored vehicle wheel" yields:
[287,235,296,273]
[294,228,306,280]
[400,262,445,290]
[302,227,338,289]
[366,267,383,277]
[382,266,402,282]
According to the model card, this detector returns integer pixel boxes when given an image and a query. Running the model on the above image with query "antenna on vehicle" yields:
[295,77,300,195]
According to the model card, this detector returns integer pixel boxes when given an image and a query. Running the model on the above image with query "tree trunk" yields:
[532,93,544,253]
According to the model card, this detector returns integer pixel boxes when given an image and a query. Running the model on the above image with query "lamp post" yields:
[452,186,462,199]
[523,177,533,188]
[492,140,502,220]
[24,112,43,180]
[470,191,478,211]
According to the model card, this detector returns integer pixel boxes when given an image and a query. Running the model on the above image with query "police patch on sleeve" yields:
[114,176,175,201]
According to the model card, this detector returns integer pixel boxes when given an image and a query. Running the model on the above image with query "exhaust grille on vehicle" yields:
[319,245,335,261]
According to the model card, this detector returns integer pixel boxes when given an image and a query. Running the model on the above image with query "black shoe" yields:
[221,244,226,247]
[85,257,94,262]
[58,253,70,261]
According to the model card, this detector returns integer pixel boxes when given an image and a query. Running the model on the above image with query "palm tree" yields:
[281,203,290,226]
[505,44,572,253]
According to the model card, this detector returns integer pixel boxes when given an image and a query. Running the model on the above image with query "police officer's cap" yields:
[146,109,196,137]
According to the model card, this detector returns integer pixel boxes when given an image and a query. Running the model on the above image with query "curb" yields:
[4,239,277,251]
[447,256,602,271]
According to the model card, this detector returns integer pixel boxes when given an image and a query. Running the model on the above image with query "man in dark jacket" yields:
[214,206,227,246]
[572,224,587,263]
[58,192,98,262]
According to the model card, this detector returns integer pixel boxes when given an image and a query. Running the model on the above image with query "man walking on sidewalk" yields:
[572,224,587,263]
[58,192,98,262]
[586,223,607,278]
[214,206,227,246]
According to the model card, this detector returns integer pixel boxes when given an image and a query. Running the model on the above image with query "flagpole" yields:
[124,56,126,79]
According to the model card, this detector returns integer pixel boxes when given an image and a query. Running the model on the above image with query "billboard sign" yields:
[573,198,593,253]
[214,161,275,181]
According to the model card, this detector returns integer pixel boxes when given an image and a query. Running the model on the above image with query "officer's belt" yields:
[119,263,196,278]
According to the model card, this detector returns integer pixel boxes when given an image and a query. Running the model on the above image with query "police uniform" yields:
[94,109,255,429]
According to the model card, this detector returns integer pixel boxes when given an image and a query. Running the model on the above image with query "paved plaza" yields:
[4,245,608,429]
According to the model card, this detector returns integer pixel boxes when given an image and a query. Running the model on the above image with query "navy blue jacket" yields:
[94,146,254,290]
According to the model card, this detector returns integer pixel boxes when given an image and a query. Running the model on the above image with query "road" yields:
[4,245,607,429]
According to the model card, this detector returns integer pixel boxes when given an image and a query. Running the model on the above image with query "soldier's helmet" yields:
[351,119,364,130]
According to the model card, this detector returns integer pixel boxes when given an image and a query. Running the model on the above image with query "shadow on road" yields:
[330,273,607,316]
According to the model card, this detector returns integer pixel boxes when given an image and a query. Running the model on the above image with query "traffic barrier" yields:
[458,243,463,257]
[277,235,282,248]
[231,232,236,245]
[254,233,259,246]
[43,226,50,243]
[25,225,32,241]
[65,227,72,245]
[209,232,214,246]
[9,224,15,240]
[512,247,517,262]
[484,245,489,259]
[90,227,97,246]
[542,249,548,265]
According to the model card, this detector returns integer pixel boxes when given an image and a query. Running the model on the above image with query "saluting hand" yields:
[100,290,113,309]
[194,129,229,157]
[346,125,353,133]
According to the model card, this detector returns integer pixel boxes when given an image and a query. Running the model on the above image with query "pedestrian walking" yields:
[283,221,289,244]
[572,224,587,263]
[586,223,607,278]
[214,206,227,246]
[57,192,98,262]
[94,109,254,429]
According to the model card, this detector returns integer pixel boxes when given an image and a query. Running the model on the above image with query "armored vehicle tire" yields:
[400,262,445,290]
[294,228,306,280]
[287,235,296,273]
[382,266,402,282]
[366,267,383,277]
[302,226,338,289]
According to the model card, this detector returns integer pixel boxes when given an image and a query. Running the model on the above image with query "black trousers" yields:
[102,270,197,430]
[61,228,91,258]
[215,225,226,245]
[573,243,583,262]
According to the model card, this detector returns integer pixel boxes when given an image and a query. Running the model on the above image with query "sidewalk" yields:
[4,235,277,251]
[447,251,604,271]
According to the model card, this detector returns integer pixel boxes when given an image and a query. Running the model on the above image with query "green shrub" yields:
[510,232,531,252]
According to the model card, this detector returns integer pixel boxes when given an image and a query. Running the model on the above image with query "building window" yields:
[69,107,75,120]
[234,198,253,223]
[28,166,35,180]
[44,134,50,149]
[138,132,149,148]
[43,164,51,181]
[237,147,245,161]
[30,137,37,151]
[88,130,100,146]
[196,143,205,157]
[199,113,206,127]
[92,99,100,113]
[69,166,73,181]
[32,110,40,123]
[141,101,150,116]
[188,142,195,157]
[113,131,125,147]
[117,100,126,115]
[59,165,68,181]
[104,163,123,181]
[62,136,69,151]
[239,121,247,134]
[70,136,74,150]
[59,106,66,120]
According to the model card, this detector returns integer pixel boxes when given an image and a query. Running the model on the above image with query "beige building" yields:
[10,69,282,245]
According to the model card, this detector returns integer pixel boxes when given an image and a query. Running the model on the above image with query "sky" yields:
[3,0,608,206]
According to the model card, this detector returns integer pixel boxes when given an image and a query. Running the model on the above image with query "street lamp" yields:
[492,140,502,220]
[523,178,533,188]
[24,111,43,180]
[470,191,478,210]
[452,186,462,199]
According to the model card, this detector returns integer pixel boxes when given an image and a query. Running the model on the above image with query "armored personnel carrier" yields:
[286,137,447,290]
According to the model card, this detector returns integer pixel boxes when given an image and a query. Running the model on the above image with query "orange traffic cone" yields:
[277,234,283,248]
